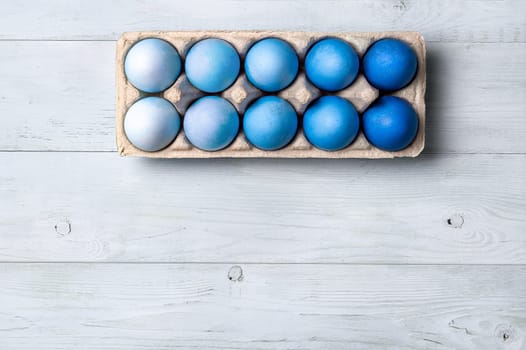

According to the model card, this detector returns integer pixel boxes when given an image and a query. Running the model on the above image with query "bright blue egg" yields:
[303,96,360,151]
[124,97,180,152]
[124,38,181,93]
[305,38,359,92]
[363,38,417,91]
[362,96,419,151]
[243,96,298,150]
[185,38,240,93]
[184,96,239,151]
[244,38,299,92]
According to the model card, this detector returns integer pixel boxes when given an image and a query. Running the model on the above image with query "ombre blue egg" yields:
[185,38,240,93]
[243,96,298,151]
[244,38,299,92]
[184,96,239,151]
[303,96,360,151]
[362,96,419,151]
[124,38,181,93]
[305,38,359,91]
[124,97,180,152]
[363,38,417,91]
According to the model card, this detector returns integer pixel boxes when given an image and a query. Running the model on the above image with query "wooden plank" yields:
[1,152,525,264]
[0,41,115,151]
[1,41,525,153]
[0,0,524,42]
[0,263,524,349]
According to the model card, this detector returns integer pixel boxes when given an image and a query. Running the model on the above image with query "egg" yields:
[243,96,298,150]
[124,97,180,152]
[363,38,417,91]
[362,96,419,151]
[244,38,299,92]
[305,38,359,92]
[185,38,240,93]
[303,96,360,151]
[124,38,181,93]
[184,96,239,151]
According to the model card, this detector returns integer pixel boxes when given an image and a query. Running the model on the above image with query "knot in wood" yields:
[228,265,243,282]
[54,219,71,236]
[447,213,464,228]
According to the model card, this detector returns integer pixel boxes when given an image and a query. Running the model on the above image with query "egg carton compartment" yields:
[116,31,426,158]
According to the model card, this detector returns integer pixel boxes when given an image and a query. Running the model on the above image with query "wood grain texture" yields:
[0,263,524,350]
[1,0,525,42]
[1,41,525,153]
[1,2,525,349]
[1,152,524,264]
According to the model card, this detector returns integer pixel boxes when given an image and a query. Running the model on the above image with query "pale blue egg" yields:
[305,38,359,91]
[362,96,419,151]
[185,39,240,93]
[243,96,298,150]
[124,97,180,152]
[124,38,181,93]
[363,38,417,91]
[244,38,299,92]
[184,96,239,151]
[303,96,360,151]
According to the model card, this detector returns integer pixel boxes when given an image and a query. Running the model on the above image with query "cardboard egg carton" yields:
[116,31,426,158]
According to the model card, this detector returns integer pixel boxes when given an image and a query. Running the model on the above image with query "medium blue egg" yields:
[363,38,417,91]
[243,96,298,150]
[124,38,181,93]
[124,97,180,152]
[305,38,359,91]
[184,96,239,151]
[362,96,419,151]
[185,38,240,93]
[244,38,299,92]
[303,96,360,151]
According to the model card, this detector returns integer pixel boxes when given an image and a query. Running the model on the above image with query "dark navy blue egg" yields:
[305,38,359,92]
[362,96,419,151]
[243,96,298,151]
[303,96,360,151]
[183,96,239,151]
[244,38,299,92]
[363,38,417,91]
[185,38,240,93]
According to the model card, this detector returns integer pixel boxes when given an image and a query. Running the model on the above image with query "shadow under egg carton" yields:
[116,31,426,158]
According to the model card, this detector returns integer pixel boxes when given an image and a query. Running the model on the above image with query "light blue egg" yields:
[124,97,180,152]
[184,96,239,151]
[243,96,298,151]
[185,39,240,93]
[244,38,299,92]
[124,38,181,93]
[363,38,417,91]
[303,96,360,151]
[362,96,418,151]
[305,38,359,92]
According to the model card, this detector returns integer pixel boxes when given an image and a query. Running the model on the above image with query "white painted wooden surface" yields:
[2,264,526,350]
[1,0,524,42]
[1,0,525,349]
[1,153,525,264]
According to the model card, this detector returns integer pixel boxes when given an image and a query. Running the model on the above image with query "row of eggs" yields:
[124,94,419,152]
[124,36,418,94]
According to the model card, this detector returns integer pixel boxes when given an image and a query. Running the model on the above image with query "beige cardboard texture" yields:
[116,31,426,158]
